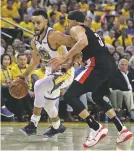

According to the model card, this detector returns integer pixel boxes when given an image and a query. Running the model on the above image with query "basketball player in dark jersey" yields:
[50,10,133,147]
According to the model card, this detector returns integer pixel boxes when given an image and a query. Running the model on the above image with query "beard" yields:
[35,28,45,36]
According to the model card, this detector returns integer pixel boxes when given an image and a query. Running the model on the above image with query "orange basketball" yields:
[9,79,28,99]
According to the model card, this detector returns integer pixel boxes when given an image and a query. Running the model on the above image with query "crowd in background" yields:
[0,0,134,122]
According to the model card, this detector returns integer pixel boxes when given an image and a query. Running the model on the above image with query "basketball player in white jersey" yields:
[19,9,76,137]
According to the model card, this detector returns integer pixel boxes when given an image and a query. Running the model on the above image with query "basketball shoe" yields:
[116,126,133,144]
[83,124,108,148]
[43,124,66,137]
[20,121,37,136]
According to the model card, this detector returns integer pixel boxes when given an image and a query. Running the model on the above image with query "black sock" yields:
[86,115,100,131]
[111,116,124,132]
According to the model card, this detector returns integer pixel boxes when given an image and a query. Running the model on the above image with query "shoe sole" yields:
[19,129,36,136]
[1,113,14,117]
[116,133,133,144]
[83,129,108,148]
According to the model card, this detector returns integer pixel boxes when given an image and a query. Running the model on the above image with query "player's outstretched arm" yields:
[63,26,88,61]
[22,39,40,78]
[52,31,76,47]
[50,26,88,67]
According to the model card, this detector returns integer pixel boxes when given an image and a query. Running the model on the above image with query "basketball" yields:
[9,79,28,99]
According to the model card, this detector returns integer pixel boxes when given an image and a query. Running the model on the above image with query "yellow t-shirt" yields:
[11,64,32,88]
[47,9,60,21]
[19,21,34,38]
[0,17,17,29]
[1,0,6,7]
[104,5,115,12]
[95,11,104,17]
[121,9,130,18]
[1,5,19,18]
[53,22,67,33]
[56,12,68,21]
[119,24,128,30]
[13,1,21,9]
[31,68,45,79]
[79,2,89,11]
[118,35,133,47]
[0,68,13,86]
[8,62,17,70]
[104,36,115,45]
[11,64,28,80]
[91,21,101,32]
[27,1,31,8]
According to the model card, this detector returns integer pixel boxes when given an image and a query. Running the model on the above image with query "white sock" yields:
[31,114,41,127]
[52,119,60,129]
[1,105,6,109]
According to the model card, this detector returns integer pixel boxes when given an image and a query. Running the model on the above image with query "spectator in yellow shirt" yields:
[104,30,115,45]
[19,14,34,38]
[57,4,68,21]
[104,0,115,12]
[91,15,101,32]
[11,53,34,119]
[118,28,133,49]
[0,54,14,117]
[47,3,60,21]
[11,53,28,80]
[53,15,67,33]
[118,16,127,30]
[121,3,130,18]
[1,0,20,19]
[79,0,89,11]
[1,0,6,7]
[13,0,21,9]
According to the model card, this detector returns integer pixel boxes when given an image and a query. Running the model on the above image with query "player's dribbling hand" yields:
[50,56,68,69]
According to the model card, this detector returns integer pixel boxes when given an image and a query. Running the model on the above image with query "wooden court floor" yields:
[1,122,134,151]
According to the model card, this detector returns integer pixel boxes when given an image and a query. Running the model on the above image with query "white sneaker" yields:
[116,126,133,144]
[83,124,108,148]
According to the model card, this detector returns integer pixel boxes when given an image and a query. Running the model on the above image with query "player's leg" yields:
[43,97,66,137]
[64,80,108,148]
[20,75,55,136]
[92,82,132,144]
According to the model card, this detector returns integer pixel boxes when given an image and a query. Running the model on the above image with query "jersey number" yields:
[94,33,104,47]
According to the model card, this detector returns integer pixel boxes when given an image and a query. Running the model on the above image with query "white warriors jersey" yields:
[35,27,68,75]
[35,27,68,63]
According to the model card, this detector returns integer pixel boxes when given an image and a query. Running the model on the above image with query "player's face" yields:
[32,15,48,35]
[68,19,76,29]
[2,55,11,67]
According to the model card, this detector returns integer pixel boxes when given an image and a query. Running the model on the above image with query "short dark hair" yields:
[68,10,85,23]
[32,9,48,19]
[1,54,12,65]
[17,53,27,59]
